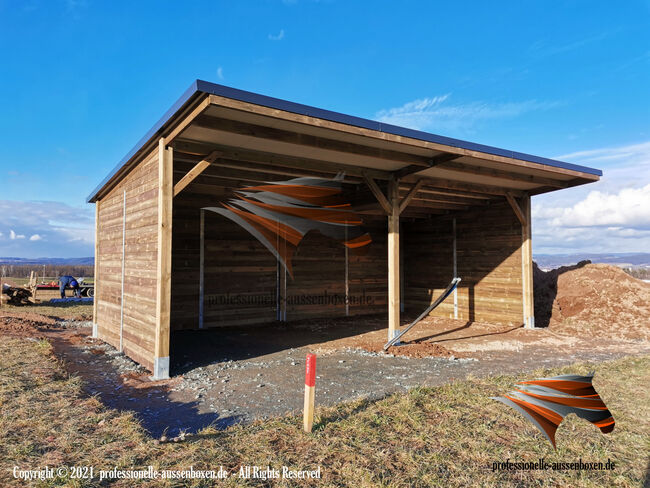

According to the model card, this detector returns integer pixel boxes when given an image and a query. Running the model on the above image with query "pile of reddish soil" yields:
[0,312,59,334]
[534,261,650,340]
[384,341,467,359]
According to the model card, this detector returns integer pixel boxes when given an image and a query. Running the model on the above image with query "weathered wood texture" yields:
[170,170,388,329]
[403,201,524,325]
[95,148,159,371]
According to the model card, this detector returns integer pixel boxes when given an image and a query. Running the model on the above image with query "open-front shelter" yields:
[87,80,602,379]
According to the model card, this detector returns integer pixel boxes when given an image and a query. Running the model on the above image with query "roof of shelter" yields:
[87,80,601,203]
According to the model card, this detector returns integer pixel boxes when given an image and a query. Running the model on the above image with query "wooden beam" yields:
[414,186,492,200]
[417,177,524,197]
[363,173,393,215]
[154,138,173,380]
[505,192,527,226]
[387,177,400,341]
[521,194,534,328]
[399,179,424,214]
[394,153,462,179]
[176,156,362,184]
[193,114,433,166]
[405,192,490,206]
[437,160,568,188]
[172,139,391,180]
[173,150,221,196]
[163,96,211,145]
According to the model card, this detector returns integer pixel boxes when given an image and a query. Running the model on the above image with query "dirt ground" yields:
[1,262,648,438]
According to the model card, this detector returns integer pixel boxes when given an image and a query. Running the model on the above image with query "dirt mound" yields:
[534,261,650,340]
[384,341,467,359]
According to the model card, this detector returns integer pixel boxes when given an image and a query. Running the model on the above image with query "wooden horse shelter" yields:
[87,80,602,379]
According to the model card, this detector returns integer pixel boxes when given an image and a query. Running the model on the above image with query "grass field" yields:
[0,333,647,487]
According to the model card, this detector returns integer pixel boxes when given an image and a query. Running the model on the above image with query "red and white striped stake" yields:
[303,353,317,432]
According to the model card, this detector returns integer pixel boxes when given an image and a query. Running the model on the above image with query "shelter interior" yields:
[89,82,601,377]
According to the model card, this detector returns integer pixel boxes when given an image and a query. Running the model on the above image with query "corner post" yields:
[154,138,173,379]
[387,177,400,341]
[521,194,534,328]
[92,200,100,338]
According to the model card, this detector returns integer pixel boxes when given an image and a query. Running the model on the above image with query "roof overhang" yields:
[87,80,602,204]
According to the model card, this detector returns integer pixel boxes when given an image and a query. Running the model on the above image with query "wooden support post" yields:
[92,201,99,338]
[154,138,173,379]
[521,194,534,328]
[387,177,401,341]
[303,353,317,433]
[199,209,205,329]
[452,218,458,319]
[345,226,349,316]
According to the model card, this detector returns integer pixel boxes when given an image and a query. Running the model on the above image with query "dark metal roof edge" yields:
[87,79,602,202]
[87,80,202,202]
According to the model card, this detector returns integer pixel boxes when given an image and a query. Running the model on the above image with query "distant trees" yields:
[0,265,94,280]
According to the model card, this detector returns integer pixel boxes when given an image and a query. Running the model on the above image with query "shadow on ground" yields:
[170,313,389,374]
[42,327,240,437]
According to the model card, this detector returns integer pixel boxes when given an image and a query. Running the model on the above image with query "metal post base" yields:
[152,356,170,380]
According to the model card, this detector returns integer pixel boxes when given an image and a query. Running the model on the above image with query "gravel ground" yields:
[22,318,650,438]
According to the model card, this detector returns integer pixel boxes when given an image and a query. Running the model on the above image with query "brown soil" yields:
[535,261,650,340]
[0,312,59,333]
[383,341,466,358]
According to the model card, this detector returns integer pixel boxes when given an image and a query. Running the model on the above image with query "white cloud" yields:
[549,185,650,229]
[268,29,285,41]
[0,200,94,258]
[533,140,650,253]
[217,66,224,80]
[376,95,558,133]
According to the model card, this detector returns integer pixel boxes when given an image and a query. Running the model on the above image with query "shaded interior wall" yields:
[170,177,387,329]
[285,218,387,320]
[404,202,524,325]
[96,148,159,370]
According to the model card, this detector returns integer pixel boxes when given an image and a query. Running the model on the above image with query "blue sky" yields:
[0,0,648,257]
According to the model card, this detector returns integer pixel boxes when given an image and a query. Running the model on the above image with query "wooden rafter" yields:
[437,160,568,188]
[505,192,527,226]
[394,153,462,179]
[163,97,211,145]
[193,114,433,166]
[418,177,524,197]
[172,139,391,180]
[173,150,221,197]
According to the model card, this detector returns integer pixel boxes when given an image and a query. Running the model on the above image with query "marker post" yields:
[303,353,316,432]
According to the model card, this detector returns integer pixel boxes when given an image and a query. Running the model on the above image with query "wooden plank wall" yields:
[404,201,523,325]
[170,175,388,329]
[95,148,159,370]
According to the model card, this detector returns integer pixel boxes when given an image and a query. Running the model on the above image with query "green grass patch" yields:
[0,337,647,487]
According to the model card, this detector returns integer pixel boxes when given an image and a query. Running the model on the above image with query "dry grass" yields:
[0,337,648,487]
